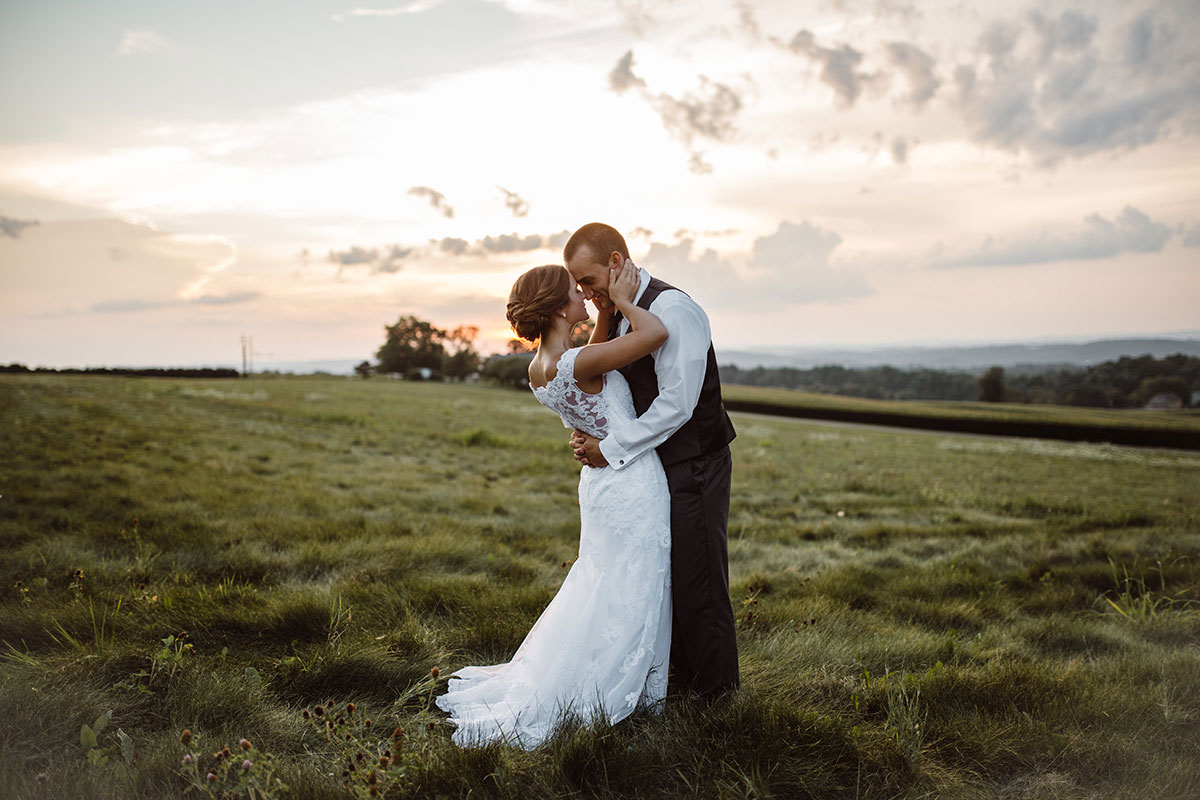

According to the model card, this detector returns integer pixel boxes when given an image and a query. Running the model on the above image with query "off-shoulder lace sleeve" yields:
[531,346,610,439]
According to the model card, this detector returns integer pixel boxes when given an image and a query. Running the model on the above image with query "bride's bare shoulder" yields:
[528,349,564,389]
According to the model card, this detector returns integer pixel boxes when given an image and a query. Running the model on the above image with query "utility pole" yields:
[241,334,249,378]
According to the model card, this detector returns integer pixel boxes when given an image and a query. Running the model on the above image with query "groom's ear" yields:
[608,251,623,269]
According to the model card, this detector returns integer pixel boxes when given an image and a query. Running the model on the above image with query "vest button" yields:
[619,459,624,465]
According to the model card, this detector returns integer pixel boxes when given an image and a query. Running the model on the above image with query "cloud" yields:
[1,214,39,238]
[949,6,1200,166]
[746,221,872,303]
[1182,224,1200,249]
[787,30,871,108]
[933,206,1174,268]
[1029,9,1097,64]
[377,245,412,273]
[479,233,543,253]
[331,2,444,21]
[606,50,744,174]
[328,244,412,274]
[497,186,530,217]
[118,29,168,56]
[91,291,260,314]
[408,186,454,218]
[328,246,377,265]
[643,221,870,307]
[890,135,910,164]
[609,50,646,93]
[883,41,940,109]
[438,237,469,255]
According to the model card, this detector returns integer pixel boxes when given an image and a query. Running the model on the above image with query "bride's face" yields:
[560,277,589,325]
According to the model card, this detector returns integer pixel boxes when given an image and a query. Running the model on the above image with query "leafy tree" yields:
[507,338,536,354]
[376,316,446,376]
[443,325,481,380]
[354,361,372,379]
[481,354,534,388]
[1135,375,1190,407]
[978,366,1005,402]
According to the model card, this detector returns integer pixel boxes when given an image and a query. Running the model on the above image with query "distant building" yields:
[1145,392,1183,410]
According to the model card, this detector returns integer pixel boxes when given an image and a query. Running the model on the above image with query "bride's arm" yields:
[573,262,666,383]
[588,302,612,346]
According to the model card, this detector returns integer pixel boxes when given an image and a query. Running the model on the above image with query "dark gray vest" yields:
[610,277,736,466]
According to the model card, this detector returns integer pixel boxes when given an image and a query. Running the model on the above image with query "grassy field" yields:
[1,374,1199,799]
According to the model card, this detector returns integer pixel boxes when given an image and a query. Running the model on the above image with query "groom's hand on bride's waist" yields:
[570,430,608,468]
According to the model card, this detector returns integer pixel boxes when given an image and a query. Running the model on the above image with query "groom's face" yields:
[566,244,621,311]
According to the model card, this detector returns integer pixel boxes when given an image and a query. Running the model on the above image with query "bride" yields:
[435,260,673,748]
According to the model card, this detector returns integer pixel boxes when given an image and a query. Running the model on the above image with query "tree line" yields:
[0,364,241,378]
[718,354,1199,408]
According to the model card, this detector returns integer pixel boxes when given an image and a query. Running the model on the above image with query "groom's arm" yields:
[597,292,710,470]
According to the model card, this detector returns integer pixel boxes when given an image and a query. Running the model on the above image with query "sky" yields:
[1,0,1198,368]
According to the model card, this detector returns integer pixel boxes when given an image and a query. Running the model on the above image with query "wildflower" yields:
[427,721,436,731]
[35,773,47,785]
[336,715,346,725]
[73,569,84,578]
[356,752,365,762]
[182,754,193,764]
[364,718,372,729]
[179,729,193,745]
[242,759,252,771]
[342,770,351,778]
[367,770,377,785]
[369,786,379,797]
[379,755,389,767]
[221,747,232,758]
[14,580,22,588]
[302,709,311,720]
[206,771,218,783]
[345,702,356,715]
[313,705,324,717]
[430,666,440,680]
[239,738,252,751]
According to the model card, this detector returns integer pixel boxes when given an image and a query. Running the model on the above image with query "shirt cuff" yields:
[598,436,634,470]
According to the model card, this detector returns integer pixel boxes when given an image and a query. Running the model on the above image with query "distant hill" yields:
[719,338,1200,372]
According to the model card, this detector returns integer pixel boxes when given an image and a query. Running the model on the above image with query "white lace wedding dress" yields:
[435,345,672,748]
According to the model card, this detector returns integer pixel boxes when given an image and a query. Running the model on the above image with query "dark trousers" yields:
[662,444,739,696]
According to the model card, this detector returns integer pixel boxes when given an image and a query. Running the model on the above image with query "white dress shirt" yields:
[598,266,712,471]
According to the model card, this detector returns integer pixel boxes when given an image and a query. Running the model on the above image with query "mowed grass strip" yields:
[723,384,1200,449]
[1,374,1198,799]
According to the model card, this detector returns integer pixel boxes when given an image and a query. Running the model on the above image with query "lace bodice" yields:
[530,346,636,439]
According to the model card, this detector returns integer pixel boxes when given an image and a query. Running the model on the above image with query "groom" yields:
[565,222,739,699]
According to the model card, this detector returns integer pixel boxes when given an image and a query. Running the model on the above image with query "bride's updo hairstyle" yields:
[506,264,572,343]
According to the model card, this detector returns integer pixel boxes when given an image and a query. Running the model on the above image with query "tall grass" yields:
[1,374,1198,798]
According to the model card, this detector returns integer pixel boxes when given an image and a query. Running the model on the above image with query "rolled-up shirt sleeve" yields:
[598,292,710,470]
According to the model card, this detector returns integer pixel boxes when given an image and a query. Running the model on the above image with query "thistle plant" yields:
[301,667,446,798]
[69,568,85,603]
[179,729,288,799]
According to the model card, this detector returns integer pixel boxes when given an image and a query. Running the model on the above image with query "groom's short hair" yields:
[564,223,629,265]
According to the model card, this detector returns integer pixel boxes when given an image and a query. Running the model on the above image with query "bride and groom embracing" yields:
[435,222,739,748]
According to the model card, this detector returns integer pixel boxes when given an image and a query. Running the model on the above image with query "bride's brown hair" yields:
[506,265,572,343]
